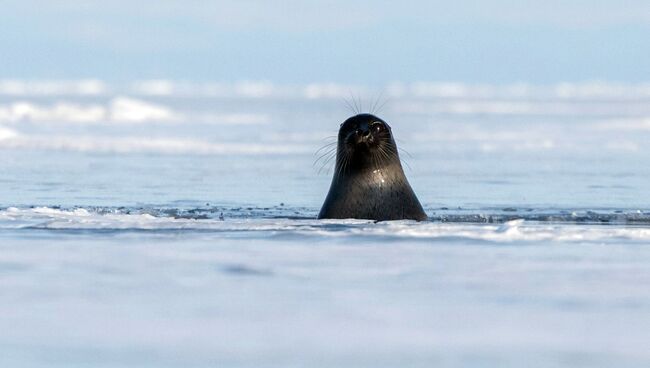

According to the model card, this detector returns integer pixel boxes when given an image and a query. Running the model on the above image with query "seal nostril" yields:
[355,129,370,139]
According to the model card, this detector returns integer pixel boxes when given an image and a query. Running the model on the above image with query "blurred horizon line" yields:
[1,79,650,99]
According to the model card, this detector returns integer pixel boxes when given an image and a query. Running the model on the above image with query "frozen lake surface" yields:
[1,80,650,367]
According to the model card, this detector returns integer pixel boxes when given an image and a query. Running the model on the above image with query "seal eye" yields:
[371,122,384,133]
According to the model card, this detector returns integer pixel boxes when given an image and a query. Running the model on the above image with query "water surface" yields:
[1,81,649,367]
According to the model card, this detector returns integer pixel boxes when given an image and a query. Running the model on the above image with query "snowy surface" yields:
[1,80,650,367]
[1,212,650,367]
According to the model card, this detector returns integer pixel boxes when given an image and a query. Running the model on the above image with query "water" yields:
[1,80,650,367]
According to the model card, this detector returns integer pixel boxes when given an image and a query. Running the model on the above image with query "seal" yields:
[318,113,427,221]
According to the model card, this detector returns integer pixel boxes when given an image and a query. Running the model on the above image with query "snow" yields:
[1,222,649,367]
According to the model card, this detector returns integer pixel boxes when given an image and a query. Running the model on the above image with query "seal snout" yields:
[355,123,371,138]
[340,114,390,149]
[354,123,372,144]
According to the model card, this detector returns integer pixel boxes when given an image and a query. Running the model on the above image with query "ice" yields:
[0,98,178,124]
[1,218,650,367]
[2,79,650,100]
[0,101,107,123]
[2,79,650,367]
[233,80,275,98]
[303,83,365,99]
[0,126,18,140]
[109,97,180,123]
[2,207,650,244]
[0,79,107,96]
[0,134,314,155]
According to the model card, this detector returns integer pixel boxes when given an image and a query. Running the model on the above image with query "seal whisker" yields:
[313,147,336,163]
[356,93,363,113]
[374,97,390,114]
[313,152,336,168]
[374,149,384,171]
[314,146,336,160]
[316,140,337,148]
[335,155,342,178]
[369,147,378,171]
[314,149,336,168]
[348,91,359,114]
[387,144,411,171]
[318,152,337,174]
[342,155,350,178]
[386,144,402,169]
[342,98,356,114]
[398,147,414,159]
[317,162,331,175]
[400,155,412,172]
[370,89,385,114]
[334,155,342,181]
[314,142,337,155]
[336,152,350,180]
[377,144,391,166]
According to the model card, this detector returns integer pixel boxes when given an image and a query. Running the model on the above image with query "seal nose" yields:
[355,123,371,138]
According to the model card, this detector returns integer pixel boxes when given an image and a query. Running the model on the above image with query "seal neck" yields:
[333,156,404,182]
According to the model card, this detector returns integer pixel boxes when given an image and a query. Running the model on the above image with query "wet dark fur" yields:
[318,113,427,221]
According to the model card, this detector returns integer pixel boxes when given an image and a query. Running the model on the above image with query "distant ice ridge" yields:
[595,117,650,131]
[0,126,17,140]
[0,135,310,155]
[0,97,177,124]
[0,97,270,126]
[2,79,649,155]
[2,207,650,243]
[2,79,650,99]
[0,79,107,96]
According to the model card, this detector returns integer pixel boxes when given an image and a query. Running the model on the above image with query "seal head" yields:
[318,113,427,221]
